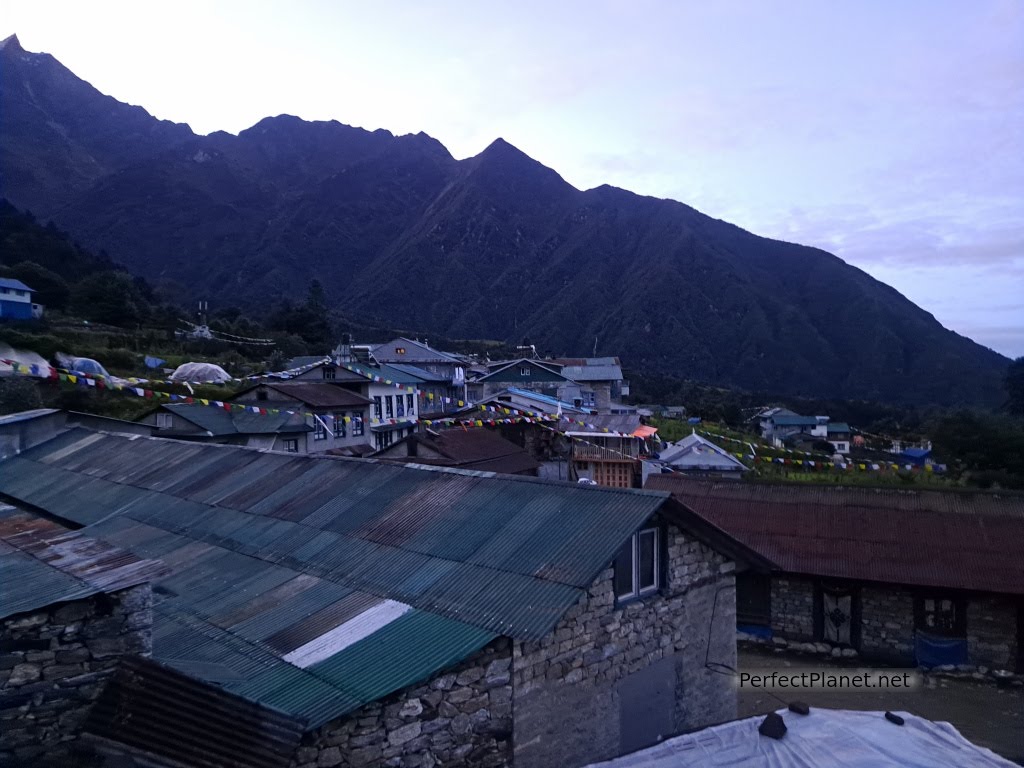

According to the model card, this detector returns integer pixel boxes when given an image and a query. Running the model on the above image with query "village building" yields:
[141,402,311,451]
[646,476,1024,672]
[0,505,165,766]
[561,413,658,489]
[757,410,851,455]
[232,381,373,454]
[367,337,468,410]
[468,358,579,404]
[656,433,748,479]
[0,416,766,767]
[0,277,42,320]
[551,357,629,412]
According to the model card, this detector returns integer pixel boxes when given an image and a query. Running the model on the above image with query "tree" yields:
[71,271,148,326]
[1,261,70,309]
[1006,357,1024,417]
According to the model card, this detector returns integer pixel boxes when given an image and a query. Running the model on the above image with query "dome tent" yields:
[169,362,233,383]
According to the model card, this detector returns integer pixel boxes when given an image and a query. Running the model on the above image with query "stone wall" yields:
[0,584,152,766]
[511,522,736,768]
[770,577,814,640]
[967,596,1019,670]
[291,639,513,768]
[859,587,915,662]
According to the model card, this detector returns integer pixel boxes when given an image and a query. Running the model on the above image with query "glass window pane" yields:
[614,541,635,598]
[638,530,657,590]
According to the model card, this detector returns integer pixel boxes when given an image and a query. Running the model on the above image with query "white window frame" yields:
[156,412,172,429]
[322,367,336,380]
[520,366,531,376]
[614,527,660,602]
[352,414,364,437]
[313,418,327,441]
[284,438,299,453]
[333,412,346,438]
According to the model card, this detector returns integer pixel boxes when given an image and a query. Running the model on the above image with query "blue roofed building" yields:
[0,413,767,768]
[0,277,40,320]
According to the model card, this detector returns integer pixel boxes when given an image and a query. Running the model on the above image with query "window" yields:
[520,365,531,376]
[256,390,268,401]
[283,439,299,453]
[322,367,336,380]
[396,397,405,418]
[395,347,406,355]
[385,396,394,419]
[406,394,414,415]
[156,413,172,429]
[333,412,346,438]
[376,430,395,451]
[614,527,660,601]
[373,397,382,419]
[352,414,364,436]
[313,417,327,441]
[915,595,966,637]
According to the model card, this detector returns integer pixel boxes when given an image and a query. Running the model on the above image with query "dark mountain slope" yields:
[0,36,1009,405]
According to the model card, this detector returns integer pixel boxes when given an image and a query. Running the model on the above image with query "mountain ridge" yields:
[0,37,1009,406]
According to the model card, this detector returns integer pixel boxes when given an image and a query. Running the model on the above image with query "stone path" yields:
[737,645,1024,764]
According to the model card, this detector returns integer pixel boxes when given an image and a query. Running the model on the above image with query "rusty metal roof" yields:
[380,429,540,475]
[647,476,1024,595]
[260,382,372,408]
[0,504,166,619]
[1,428,671,728]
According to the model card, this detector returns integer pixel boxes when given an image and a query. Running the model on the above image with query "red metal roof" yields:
[646,476,1024,595]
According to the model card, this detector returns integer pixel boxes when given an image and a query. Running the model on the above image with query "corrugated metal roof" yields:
[379,429,540,475]
[2,429,669,729]
[647,476,1024,595]
[261,382,372,408]
[770,415,820,426]
[0,504,166,619]
[344,362,425,385]
[385,363,450,382]
[658,433,748,472]
[560,364,624,382]
[164,403,311,435]
[0,277,34,292]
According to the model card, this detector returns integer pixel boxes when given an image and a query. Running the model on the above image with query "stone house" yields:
[0,422,767,767]
[647,476,1024,672]
[0,505,163,766]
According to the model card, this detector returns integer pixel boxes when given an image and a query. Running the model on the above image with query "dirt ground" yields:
[737,645,1024,764]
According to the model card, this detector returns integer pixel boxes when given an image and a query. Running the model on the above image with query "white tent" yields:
[587,709,1015,768]
[168,362,233,383]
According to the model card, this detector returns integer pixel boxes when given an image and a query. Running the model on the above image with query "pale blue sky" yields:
[4,1,1022,356]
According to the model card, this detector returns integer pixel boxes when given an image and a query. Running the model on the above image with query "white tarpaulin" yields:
[586,709,1015,768]
[169,362,232,383]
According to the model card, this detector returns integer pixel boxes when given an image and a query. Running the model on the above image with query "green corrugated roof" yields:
[344,362,425,385]
[165,403,310,435]
[1,429,668,729]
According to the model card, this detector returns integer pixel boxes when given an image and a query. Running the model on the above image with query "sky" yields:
[4,1,1022,357]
